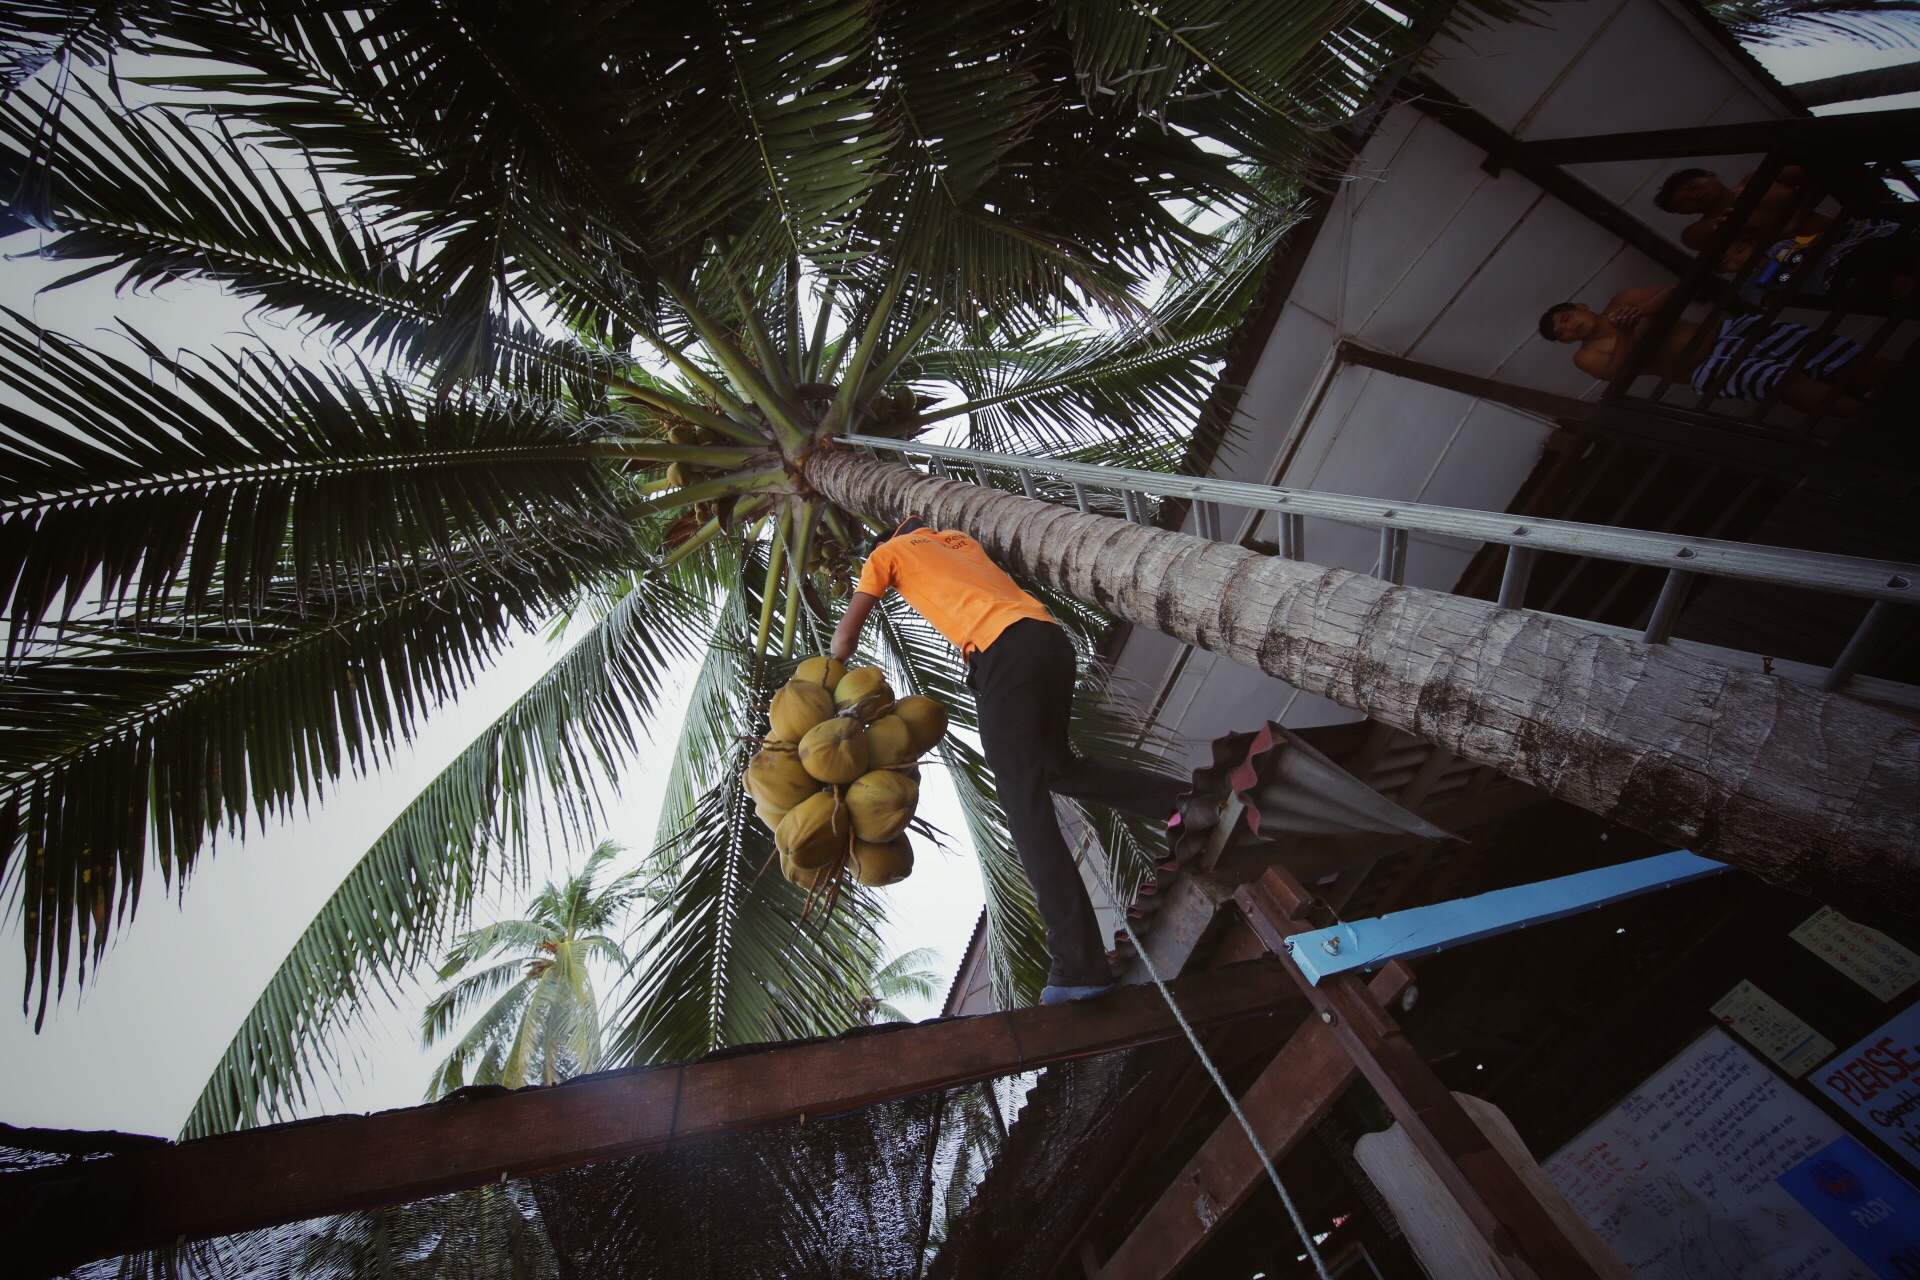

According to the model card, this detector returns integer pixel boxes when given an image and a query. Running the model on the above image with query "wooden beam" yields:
[1504,106,1920,165]
[1236,870,1603,1280]
[1406,82,1698,281]
[1095,965,1414,1280]
[1125,781,1546,988]
[1790,62,1920,108]
[1334,343,1824,481]
[4,962,1300,1278]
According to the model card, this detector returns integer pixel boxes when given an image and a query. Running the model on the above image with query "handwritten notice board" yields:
[1545,1027,1883,1278]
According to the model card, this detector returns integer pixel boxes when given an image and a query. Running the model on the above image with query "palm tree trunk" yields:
[808,450,1920,931]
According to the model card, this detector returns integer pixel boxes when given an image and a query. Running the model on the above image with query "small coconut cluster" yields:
[744,655,949,899]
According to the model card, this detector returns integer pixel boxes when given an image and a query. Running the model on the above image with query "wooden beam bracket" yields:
[1235,867,1604,1280]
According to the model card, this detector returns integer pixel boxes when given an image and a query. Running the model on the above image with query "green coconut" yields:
[769,680,835,744]
[893,695,948,752]
[777,790,850,869]
[852,834,914,887]
[795,655,848,692]
[797,717,868,784]
[782,852,833,890]
[834,666,895,717]
[847,769,918,843]
[744,744,819,812]
[864,714,917,768]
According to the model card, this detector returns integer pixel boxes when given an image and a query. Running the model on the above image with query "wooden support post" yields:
[1235,868,1604,1280]
[1095,965,1414,1280]
[1503,106,1920,164]
[4,963,1299,1278]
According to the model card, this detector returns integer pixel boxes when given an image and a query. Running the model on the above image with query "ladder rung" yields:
[1378,528,1408,584]
[1498,546,1537,609]
[1642,567,1696,644]
[1280,512,1304,562]
[1195,501,1221,542]
[1824,600,1895,691]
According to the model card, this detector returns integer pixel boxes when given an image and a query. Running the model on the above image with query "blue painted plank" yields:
[1287,851,1727,984]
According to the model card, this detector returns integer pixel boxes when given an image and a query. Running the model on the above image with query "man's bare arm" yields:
[831,592,880,663]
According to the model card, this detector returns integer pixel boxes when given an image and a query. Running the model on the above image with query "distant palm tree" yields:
[422,842,638,1095]
[860,945,942,1025]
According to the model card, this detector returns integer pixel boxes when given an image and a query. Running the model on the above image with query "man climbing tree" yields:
[832,517,1192,1005]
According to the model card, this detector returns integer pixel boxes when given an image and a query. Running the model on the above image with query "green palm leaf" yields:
[0,311,632,648]
[183,574,702,1136]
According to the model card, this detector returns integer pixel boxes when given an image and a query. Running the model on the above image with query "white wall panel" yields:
[1425,0,1632,134]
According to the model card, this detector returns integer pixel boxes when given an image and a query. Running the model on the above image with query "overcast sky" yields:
[0,29,1911,1140]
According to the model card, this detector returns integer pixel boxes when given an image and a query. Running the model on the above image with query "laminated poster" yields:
[1711,980,1836,1078]
[1545,1027,1920,1279]
[1812,1002,1920,1179]
[1791,909,1918,1003]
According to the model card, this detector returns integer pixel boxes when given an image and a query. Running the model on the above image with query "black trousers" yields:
[966,619,1187,987]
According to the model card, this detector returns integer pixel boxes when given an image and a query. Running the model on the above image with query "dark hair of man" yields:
[870,516,929,548]
[1654,167,1711,213]
[1538,302,1578,341]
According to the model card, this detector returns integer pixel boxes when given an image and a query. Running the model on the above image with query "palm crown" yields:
[423,840,639,1095]
[0,0,1501,1137]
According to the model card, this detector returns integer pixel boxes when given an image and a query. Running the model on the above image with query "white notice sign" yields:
[1811,1002,1920,1177]
[1791,908,1918,1002]
[1545,1028,1871,1279]
[1711,980,1835,1078]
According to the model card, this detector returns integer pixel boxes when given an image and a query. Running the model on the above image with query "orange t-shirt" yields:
[855,527,1055,656]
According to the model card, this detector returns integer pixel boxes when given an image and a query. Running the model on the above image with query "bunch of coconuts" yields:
[744,655,948,898]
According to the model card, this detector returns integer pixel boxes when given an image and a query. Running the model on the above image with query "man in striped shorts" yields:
[1540,284,1889,416]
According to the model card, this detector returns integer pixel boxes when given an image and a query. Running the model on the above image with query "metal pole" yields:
[1823,601,1897,691]
[1498,546,1537,609]
[844,435,1917,605]
[1280,512,1304,562]
[1642,568,1697,644]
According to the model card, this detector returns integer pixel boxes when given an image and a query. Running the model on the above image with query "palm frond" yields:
[0,313,631,650]
[612,782,889,1064]
[1,2,173,104]
[914,324,1230,456]
[609,588,883,1064]
[1706,0,1920,44]
[182,570,703,1136]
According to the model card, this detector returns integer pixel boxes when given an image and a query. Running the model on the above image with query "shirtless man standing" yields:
[1653,166,1830,251]
[1539,284,1881,414]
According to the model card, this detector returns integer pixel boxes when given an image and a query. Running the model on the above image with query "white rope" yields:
[1080,836,1334,1280]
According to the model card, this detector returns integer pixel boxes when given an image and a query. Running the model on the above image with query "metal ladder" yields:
[843,433,1919,711]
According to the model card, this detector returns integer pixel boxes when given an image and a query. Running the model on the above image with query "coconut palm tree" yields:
[0,0,1507,1139]
[859,945,942,1025]
[422,840,637,1095]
